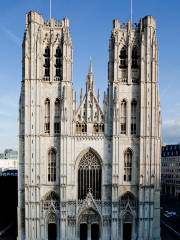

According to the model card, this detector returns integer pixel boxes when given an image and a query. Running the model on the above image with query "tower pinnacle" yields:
[87,60,94,92]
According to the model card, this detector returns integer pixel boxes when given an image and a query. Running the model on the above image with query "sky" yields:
[0,0,180,152]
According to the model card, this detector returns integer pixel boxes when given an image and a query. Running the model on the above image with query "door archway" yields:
[47,213,57,240]
[79,208,101,240]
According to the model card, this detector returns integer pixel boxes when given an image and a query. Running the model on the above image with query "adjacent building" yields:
[161,144,180,199]
[18,11,161,240]
[0,149,18,173]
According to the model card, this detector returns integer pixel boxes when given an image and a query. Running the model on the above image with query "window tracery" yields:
[119,46,127,68]
[124,149,132,182]
[132,47,139,68]
[43,46,50,80]
[78,151,101,200]
[45,98,50,133]
[131,100,137,135]
[55,46,62,81]
[48,148,56,182]
[120,100,127,134]
[120,192,136,210]
[43,191,59,210]
[54,98,60,134]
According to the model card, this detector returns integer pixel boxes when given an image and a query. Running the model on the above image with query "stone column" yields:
[87,224,91,240]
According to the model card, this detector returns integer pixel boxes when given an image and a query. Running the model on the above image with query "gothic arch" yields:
[43,190,59,201]
[77,148,102,200]
[123,147,133,155]
[78,207,101,223]
[120,192,137,214]
[75,147,102,167]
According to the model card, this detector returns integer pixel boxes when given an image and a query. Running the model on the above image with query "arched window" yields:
[121,100,127,134]
[48,148,56,182]
[54,98,60,134]
[131,100,137,135]
[44,46,50,79]
[132,47,139,68]
[45,98,50,133]
[55,46,62,80]
[78,150,101,200]
[124,149,132,182]
[119,46,127,68]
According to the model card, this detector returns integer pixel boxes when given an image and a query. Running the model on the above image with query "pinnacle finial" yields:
[89,57,93,74]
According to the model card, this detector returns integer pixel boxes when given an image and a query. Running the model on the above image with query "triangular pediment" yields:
[75,92,104,123]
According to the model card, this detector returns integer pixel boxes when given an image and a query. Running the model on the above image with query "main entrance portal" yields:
[80,223,99,240]
[79,209,100,240]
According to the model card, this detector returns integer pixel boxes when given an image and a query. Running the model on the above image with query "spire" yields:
[86,59,94,92]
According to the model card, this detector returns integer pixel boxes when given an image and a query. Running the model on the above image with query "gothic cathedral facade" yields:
[18,11,161,240]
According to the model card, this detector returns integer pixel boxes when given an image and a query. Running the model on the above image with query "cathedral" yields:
[18,11,161,240]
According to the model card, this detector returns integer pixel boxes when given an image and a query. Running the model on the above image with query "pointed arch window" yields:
[54,98,60,134]
[45,98,50,133]
[132,47,139,68]
[78,150,101,200]
[124,149,132,182]
[131,100,137,135]
[120,46,127,68]
[48,148,56,182]
[55,46,62,80]
[44,46,50,79]
[121,100,127,134]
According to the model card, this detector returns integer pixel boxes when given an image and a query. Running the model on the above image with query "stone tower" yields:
[18,11,161,240]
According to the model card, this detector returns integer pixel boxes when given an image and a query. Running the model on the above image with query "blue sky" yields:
[0,0,180,151]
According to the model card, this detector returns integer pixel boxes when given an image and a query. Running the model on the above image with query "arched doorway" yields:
[120,192,136,240]
[47,213,57,240]
[79,208,101,240]
[122,212,133,240]
[42,191,59,240]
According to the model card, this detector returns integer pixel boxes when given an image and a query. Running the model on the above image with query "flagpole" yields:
[131,0,133,23]
[50,0,52,19]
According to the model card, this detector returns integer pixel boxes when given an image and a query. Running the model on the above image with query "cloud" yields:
[162,119,180,145]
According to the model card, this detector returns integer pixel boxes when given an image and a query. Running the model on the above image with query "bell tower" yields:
[108,16,161,239]
[18,11,73,240]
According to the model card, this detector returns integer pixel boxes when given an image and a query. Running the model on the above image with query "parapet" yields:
[25,11,70,29]
[141,15,156,29]
[26,11,44,26]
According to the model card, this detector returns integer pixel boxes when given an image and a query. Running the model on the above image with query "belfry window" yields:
[119,46,127,68]
[48,148,56,182]
[44,46,50,78]
[131,100,137,135]
[45,98,50,133]
[54,98,60,134]
[120,100,127,134]
[132,47,139,68]
[78,150,101,200]
[55,46,62,80]
[124,149,132,182]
